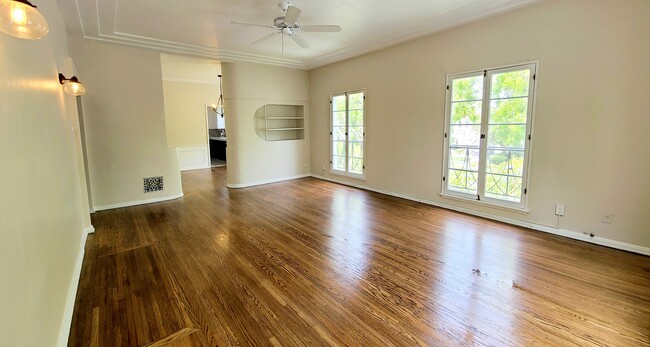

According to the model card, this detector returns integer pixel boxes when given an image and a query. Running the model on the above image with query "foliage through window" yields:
[443,63,536,208]
[331,90,365,177]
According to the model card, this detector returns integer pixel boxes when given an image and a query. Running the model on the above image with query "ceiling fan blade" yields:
[284,6,302,25]
[231,21,274,29]
[290,34,309,48]
[301,25,342,32]
[251,32,279,46]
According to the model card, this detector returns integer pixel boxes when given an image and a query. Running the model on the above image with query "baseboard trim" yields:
[93,193,184,212]
[180,165,212,172]
[227,174,310,189]
[57,224,93,347]
[310,174,650,256]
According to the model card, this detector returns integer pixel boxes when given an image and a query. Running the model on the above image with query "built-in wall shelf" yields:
[262,104,305,141]
[267,127,305,131]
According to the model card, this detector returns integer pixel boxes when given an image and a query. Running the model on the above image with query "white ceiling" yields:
[55,0,539,69]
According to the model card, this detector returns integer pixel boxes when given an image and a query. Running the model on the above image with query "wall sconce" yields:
[0,0,49,40]
[59,73,86,96]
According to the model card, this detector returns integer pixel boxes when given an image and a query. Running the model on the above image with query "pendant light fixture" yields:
[214,74,225,118]
[59,73,86,96]
[0,0,49,40]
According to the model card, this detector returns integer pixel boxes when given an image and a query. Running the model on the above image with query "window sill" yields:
[438,193,530,215]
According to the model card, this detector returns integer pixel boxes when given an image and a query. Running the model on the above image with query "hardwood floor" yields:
[69,167,650,346]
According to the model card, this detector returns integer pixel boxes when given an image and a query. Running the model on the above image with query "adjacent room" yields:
[1,0,648,346]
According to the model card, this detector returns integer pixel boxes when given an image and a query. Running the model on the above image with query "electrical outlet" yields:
[322,164,326,171]
[555,204,565,216]
[601,212,613,224]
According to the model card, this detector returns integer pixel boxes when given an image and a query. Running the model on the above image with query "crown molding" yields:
[162,77,220,85]
[86,34,307,69]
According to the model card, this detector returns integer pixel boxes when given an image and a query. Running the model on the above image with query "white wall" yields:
[160,54,221,171]
[0,0,92,345]
[162,81,219,148]
[309,0,650,249]
[222,62,310,187]
[69,39,183,210]
[160,54,222,83]
[162,80,219,171]
[161,54,221,148]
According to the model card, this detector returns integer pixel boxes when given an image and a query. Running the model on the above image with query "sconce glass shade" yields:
[59,73,86,96]
[63,80,86,96]
[0,0,49,40]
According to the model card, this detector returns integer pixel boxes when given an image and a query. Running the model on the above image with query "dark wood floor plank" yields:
[68,167,650,346]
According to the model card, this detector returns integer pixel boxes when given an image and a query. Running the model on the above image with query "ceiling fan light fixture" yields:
[279,1,291,11]
[0,0,49,40]
[234,2,341,52]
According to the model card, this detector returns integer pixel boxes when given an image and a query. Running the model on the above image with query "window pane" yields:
[486,150,524,176]
[445,66,534,206]
[333,155,346,171]
[487,124,526,149]
[452,76,483,102]
[489,98,528,124]
[485,174,522,202]
[349,142,363,159]
[448,169,478,194]
[450,124,480,147]
[349,158,363,174]
[348,92,364,110]
[333,126,346,141]
[485,174,507,198]
[333,141,346,156]
[333,111,346,126]
[349,110,363,126]
[490,69,530,99]
[349,126,364,142]
[451,101,482,125]
[332,95,346,111]
[508,177,523,198]
[448,147,479,171]
[332,91,366,177]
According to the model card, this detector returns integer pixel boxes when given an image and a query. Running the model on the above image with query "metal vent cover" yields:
[143,176,164,193]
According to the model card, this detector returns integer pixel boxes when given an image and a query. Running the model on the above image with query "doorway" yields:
[206,105,227,167]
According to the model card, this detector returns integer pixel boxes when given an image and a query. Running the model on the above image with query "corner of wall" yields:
[57,224,93,347]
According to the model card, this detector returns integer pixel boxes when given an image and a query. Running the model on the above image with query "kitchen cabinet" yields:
[209,138,227,161]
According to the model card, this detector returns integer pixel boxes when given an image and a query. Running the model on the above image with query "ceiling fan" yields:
[231,1,342,53]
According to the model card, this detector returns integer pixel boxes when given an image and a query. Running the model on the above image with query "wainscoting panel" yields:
[176,146,209,171]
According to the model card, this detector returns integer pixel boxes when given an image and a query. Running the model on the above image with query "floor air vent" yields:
[143,176,164,193]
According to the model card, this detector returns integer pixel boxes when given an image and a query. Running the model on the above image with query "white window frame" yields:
[441,62,538,212]
[330,89,366,180]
